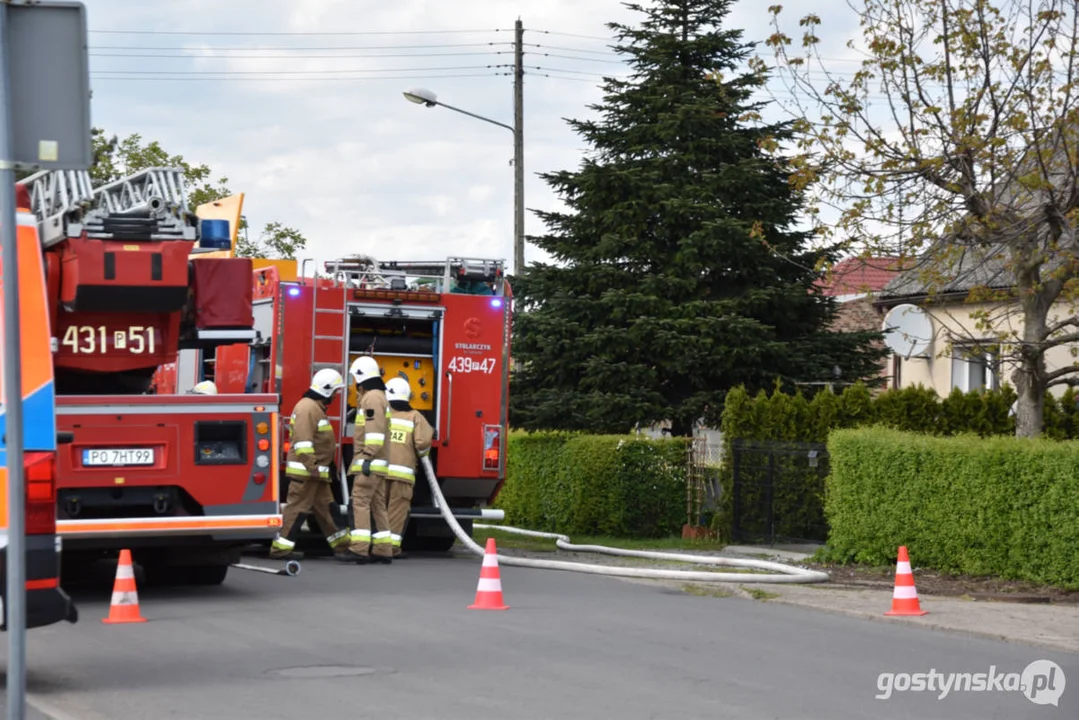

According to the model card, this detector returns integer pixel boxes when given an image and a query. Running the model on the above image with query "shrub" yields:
[713,381,1067,541]
[823,427,1079,589]
[495,431,690,538]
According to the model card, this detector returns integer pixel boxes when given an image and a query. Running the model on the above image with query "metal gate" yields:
[730,439,829,544]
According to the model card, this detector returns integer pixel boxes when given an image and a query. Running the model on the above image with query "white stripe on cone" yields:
[892,586,919,599]
[896,561,911,574]
[116,563,135,580]
[482,554,499,567]
[110,591,139,606]
[477,578,502,592]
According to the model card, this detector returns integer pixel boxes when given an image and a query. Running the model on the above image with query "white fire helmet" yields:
[310,368,345,398]
[349,355,381,384]
[189,380,218,395]
[385,377,412,403]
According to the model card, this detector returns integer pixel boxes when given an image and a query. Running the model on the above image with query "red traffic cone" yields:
[468,537,509,610]
[884,546,928,616]
[102,549,148,624]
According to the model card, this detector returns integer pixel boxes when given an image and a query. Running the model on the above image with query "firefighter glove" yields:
[361,459,372,476]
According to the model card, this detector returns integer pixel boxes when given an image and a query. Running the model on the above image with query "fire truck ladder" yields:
[322,256,506,293]
[20,167,198,248]
[308,266,351,504]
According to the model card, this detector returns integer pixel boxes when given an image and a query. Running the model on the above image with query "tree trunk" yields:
[1012,286,1050,439]
[669,418,695,438]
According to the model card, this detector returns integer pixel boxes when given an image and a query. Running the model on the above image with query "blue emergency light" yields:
[199,219,231,250]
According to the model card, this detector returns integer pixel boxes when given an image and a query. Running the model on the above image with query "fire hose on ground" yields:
[422,456,830,585]
[231,560,301,577]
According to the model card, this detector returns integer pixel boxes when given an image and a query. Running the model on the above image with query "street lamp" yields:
[402,87,524,276]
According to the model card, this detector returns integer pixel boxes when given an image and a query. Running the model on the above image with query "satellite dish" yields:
[882,304,933,359]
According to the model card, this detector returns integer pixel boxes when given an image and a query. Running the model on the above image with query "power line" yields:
[529,72,600,83]
[89,72,509,82]
[90,50,512,60]
[89,28,511,36]
[529,66,611,78]
[89,42,510,51]
[91,64,510,76]
[525,51,625,64]
[533,44,619,56]
[529,29,615,42]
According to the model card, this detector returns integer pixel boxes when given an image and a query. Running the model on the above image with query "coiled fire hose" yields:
[422,457,829,584]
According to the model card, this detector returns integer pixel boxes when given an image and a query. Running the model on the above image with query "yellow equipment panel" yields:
[347,353,435,411]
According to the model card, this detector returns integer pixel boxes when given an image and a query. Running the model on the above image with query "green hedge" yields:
[713,381,1079,542]
[823,427,1079,589]
[494,431,690,538]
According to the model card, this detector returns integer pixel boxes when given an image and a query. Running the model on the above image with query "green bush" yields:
[823,427,1079,589]
[495,431,689,538]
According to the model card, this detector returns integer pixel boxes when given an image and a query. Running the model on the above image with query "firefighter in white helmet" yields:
[188,380,218,395]
[339,355,393,564]
[270,368,351,560]
[383,376,433,560]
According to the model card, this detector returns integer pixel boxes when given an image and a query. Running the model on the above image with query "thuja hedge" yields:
[492,431,690,538]
[713,381,1079,541]
[823,427,1079,589]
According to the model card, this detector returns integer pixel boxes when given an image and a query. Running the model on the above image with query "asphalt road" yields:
[2,552,1076,720]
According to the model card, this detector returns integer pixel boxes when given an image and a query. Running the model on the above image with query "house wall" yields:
[890,300,1079,397]
[828,296,893,386]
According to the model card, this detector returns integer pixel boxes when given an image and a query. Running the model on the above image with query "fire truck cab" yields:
[213,254,510,552]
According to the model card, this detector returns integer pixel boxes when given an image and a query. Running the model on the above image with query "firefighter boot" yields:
[269,534,305,561]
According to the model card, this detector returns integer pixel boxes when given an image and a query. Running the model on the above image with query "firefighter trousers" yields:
[272,478,348,558]
[347,472,393,558]
[387,478,414,557]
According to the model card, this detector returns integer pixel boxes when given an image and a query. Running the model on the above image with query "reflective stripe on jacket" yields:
[385,408,434,483]
[285,396,336,482]
[348,388,390,476]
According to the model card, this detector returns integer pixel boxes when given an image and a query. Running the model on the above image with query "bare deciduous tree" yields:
[758,0,1079,437]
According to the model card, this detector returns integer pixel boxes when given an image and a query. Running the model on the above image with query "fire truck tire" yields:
[406,534,457,553]
[185,564,229,586]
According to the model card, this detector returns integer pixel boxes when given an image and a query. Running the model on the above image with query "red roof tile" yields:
[816,257,903,297]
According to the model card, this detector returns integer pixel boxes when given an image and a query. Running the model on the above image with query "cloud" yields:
[85,0,867,273]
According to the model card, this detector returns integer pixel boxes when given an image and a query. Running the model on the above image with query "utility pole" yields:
[0,8,27,717]
[513,18,525,277]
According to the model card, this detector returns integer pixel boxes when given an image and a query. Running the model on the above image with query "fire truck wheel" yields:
[185,564,229,586]
[406,534,457,553]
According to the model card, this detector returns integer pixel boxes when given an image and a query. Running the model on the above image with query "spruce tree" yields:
[509,0,888,435]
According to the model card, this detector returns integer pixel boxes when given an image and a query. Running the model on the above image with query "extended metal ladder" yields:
[322,255,506,294]
[18,166,196,248]
[306,264,351,508]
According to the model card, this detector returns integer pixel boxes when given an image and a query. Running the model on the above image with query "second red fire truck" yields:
[17,167,283,586]
[163,254,511,552]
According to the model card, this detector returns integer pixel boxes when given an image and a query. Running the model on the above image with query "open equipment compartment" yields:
[345,301,442,430]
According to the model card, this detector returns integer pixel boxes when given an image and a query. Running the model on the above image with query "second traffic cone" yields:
[468,537,509,610]
[884,546,928,617]
[102,549,148,624]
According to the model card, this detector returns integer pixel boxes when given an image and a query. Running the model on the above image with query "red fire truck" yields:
[16,168,283,586]
[203,255,510,552]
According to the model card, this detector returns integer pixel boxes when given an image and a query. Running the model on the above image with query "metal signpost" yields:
[0,2,90,717]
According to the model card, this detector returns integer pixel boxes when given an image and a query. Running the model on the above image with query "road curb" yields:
[27,693,89,720]
[766,593,1079,655]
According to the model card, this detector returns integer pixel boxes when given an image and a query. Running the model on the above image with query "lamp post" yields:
[403,87,524,276]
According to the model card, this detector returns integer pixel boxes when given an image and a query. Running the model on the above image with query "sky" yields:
[84,0,867,276]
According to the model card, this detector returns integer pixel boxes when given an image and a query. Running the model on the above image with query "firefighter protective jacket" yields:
[349,388,390,476]
[286,395,335,482]
[386,407,434,483]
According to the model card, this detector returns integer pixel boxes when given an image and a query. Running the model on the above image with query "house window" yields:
[951,344,999,392]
